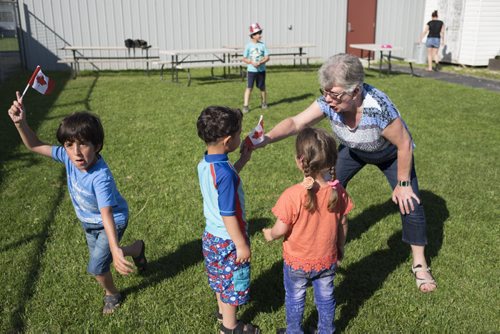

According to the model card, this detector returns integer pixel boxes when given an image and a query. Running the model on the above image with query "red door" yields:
[346,0,377,58]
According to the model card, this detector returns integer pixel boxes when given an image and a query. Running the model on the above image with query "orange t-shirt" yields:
[272,182,354,272]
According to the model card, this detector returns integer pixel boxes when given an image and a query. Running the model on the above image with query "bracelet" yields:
[398,180,411,187]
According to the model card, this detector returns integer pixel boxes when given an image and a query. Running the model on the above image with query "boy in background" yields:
[242,23,270,114]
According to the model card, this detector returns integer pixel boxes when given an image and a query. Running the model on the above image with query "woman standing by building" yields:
[419,10,445,71]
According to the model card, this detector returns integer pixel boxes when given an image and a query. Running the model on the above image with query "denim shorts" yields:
[202,231,251,306]
[247,71,266,90]
[426,37,440,48]
[81,221,127,275]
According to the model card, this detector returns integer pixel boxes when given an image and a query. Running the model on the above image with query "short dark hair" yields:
[56,112,104,153]
[197,106,242,144]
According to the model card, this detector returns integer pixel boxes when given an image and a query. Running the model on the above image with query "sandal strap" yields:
[220,321,260,334]
[411,264,431,274]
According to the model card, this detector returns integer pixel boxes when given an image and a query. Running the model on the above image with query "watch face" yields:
[399,180,410,187]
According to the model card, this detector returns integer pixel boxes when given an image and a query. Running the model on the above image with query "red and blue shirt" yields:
[197,153,247,240]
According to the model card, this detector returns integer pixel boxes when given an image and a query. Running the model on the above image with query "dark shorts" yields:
[202,231,251,306]
[247,71,266,90]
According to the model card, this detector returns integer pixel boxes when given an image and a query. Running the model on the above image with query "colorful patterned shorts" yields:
[202,231,250,306]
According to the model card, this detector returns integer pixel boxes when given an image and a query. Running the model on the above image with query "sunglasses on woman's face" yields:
[319,88,350,101]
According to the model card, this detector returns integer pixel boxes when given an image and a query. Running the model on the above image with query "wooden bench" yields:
[387,56,419,77]
[59,46,159,78]
[266,55,323,67]
[173,62,244,86]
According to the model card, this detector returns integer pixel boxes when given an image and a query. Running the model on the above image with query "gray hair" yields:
[318,53,365,91]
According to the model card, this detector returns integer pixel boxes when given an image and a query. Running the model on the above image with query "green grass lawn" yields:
[1,67,499,333]
[0,37,19,51]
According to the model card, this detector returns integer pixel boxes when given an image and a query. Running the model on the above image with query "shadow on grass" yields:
[1,72,100,332]
[244,191,447,330]
[122,218,270,296]
[7,169,66,332]
[267,93,314,108]
[309,190,447,332]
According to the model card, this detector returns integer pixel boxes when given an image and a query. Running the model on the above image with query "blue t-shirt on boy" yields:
[52,146,128,227]
[243,41,269,73]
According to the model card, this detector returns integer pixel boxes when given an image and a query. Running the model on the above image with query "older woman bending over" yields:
[257,53,436,292]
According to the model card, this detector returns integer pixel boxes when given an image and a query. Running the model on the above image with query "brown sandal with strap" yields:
[220,321,261,334]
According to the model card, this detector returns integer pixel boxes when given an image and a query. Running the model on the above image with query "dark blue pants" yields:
[336,144,427,245]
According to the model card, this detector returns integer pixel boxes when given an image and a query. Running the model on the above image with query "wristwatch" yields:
[398,180,411,187]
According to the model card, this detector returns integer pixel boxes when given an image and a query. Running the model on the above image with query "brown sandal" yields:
[220,321,261,334]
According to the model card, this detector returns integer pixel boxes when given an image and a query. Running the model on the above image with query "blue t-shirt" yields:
[243,41,269,72]
[197,153,247,240]
[317,83,413,152]
[52,146,128,226]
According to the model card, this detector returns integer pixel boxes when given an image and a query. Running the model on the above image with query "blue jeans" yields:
[336,144,427,245]
[284,263,337,334]
[81,222,127,275]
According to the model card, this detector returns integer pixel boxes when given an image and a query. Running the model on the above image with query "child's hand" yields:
[262,228,274,242]
[235,243,251,263]
[240,142,253,162]
[111,247,135,275]
[8,91,25,124]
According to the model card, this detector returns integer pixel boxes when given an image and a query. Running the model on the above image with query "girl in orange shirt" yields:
[263,127,353,334]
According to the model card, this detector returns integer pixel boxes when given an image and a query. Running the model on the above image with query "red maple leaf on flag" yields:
[36,75,47,86]
[252,130,263,139]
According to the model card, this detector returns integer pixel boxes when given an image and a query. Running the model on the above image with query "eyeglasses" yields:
[319,88,351,101]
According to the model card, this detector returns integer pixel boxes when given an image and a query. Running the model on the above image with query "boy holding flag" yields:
[7,89,147,314]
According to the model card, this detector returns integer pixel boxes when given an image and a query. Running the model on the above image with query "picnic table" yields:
[158,48,241,84]
[58,45,159,78]
[224,43,319,66]
[349,44,403,76]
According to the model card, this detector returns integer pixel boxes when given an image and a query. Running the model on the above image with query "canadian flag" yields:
[244,115,265,148]
[29,66,55,95]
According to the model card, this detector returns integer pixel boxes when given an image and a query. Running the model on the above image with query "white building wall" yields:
[17,0,348,71]
[458,0,500,66]
[376,0,427,61]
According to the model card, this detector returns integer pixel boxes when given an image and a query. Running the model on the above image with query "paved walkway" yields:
[393,64,500,93]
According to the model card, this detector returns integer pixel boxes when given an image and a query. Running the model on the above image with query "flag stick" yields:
[20,65,41,99]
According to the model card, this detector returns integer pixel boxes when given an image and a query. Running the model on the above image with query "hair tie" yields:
[328,180,339,188]
[302,176,315,190]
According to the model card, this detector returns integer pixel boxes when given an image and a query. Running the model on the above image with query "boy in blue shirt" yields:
[8,92,147,314]
[196,106,260,334]
[242,23,270,114]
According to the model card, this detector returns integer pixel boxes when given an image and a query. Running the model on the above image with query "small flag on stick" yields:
[21,65,55,99]
[244,115,265,148]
